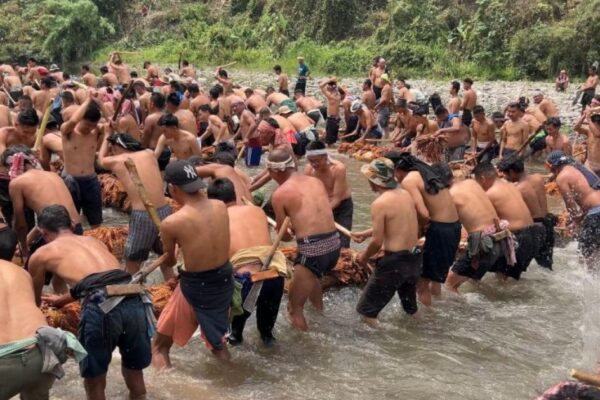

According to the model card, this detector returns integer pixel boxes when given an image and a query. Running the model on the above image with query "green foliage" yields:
[41,0,115,63]
[1,0,598,80]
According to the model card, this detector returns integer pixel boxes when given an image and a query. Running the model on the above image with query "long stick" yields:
[72,81,88,90]
[114,51,139,55]
[133,253,169,282]
[2,86,16,105]
[570,369,600,387]
[34,98,54,151]
[112,83,135,122]
[124,158,162,229]
[516,131,541,156]
[218,61,237,69]
[235,144,245,163]
[243,217,291,312]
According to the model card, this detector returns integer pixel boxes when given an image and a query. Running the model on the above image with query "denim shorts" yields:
[78,296,151,378]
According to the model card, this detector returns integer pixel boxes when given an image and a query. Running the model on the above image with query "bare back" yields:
[449,179,498,233]
[486,179,533,230]
[0,261,48,343]
[228,205,272,256]
[272,174,336,238]
[373,188,418,252]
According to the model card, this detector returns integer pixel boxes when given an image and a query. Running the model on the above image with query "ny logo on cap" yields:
[184,164,196,179]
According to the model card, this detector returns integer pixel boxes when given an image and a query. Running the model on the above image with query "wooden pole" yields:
[235,144,245,164]
[570,369,600,387]
[34,98,54,151]
[124,158,162,229]
[218,61,237,69]
[112,83,135,122]
[242,217,291,312]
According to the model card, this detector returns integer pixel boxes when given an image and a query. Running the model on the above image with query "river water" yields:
[44,153,600,400]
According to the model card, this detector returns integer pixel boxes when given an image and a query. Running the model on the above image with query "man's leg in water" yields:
[151,333,174,369]
[430,281,442,297]
[445,271,469,293]
[211,347,231,362]
[308,278,324,311]
[122,367,147,400]
[417,278,432,306]
[288,264,316,331]
[84,375,107,400]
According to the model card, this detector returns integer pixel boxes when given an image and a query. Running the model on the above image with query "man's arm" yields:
[190,134,202,156]
[329,166,348,210]
[402,179,430,221]
[358,201,384,264]
[9,182,29,259]
[470,125,478,153]
[159,220,177,268]
[154,135,166,159]
[271,190,293,241]
[61,97,92,137]
[195,164,217,179]
[557,175,583,223]
[26,252,48,306]
[97,128,121,171]
[249,170,272,192]
[437,117,461,136]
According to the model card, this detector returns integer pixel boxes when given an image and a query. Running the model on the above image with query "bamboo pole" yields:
[124,158,161,229]
[34,98,54,151]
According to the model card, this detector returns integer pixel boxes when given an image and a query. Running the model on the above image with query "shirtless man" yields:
[152,177,287,367]
[81,64,97,88]
[215,68,233,94]
[197,104,232,150]
[268,149,341,331]
[99,66,118,88]
[471,105,498,163]
[195,154,252,204]
[397,79,414,102]
[273,65,289,96]
[32,77,56,115]
[532,91,558,118]
[134,80,152,121]
[59,91,79,122]
[0,260,81,400]
[547,150,600,267]
[430,164,503,291]
[1,145,81,263]
[98,132,172,277]
[28,205,151,400]
[555,70,569,92]
[188,83,210,117]
[388,152,460,305]
[61,96,106,228]
[116,93,142,141]
[499,102,531,158]
[304,141,353,248]
[0,103,12,128]
[294,90,324,125]
[347,100,383,142]
[461,78,477,127]
[155,114,201,161]
[575,113,600,176]
[448,81,461,115]
[143,61,160,83]
[361,79,377,110]
[160,160,233,360]
[245,88,268,114]
[165,92,196,135]
[233,99,260,166]
[375,74,393,133]
[278,106,316,155]
[179,60,197,80]
[141,93,166,151]
[107,52,132,84]
[369,57,386,100]
[580,67,598,114]
[498,156,554,270]
[472,162,542,280]
[319,77,342,146]
[434,106,467,162]
[354,158,421,326]
[266,88,297,112]
[543,117,571,155]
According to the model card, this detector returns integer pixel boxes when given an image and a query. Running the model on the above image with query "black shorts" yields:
[492,224,544,280]
[295,231,341,278]
[79,296,151,378]
[462,109,473,127]
[422,221,461,283]
[581,89,596,108]
[158,148,171,171]
[534,214,557,270]
[345,115,359,138]
[307,110,322,125]
[356,249,422,317]
[0,225,17,261]
[281,89,290,97]
[373,85,382,100]
[71,174,103,227]
[579,211,600,260]
[325,117,340,145]
[333,198,353,249]
[451,234,503,281]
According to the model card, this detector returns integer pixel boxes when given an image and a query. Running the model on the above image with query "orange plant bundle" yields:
[416,134,447,163]
[84,226,129,259]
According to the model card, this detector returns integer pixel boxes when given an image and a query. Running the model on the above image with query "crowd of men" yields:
[1,53,600,399]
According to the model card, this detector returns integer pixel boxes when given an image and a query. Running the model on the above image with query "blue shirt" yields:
[298,63,309,80]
